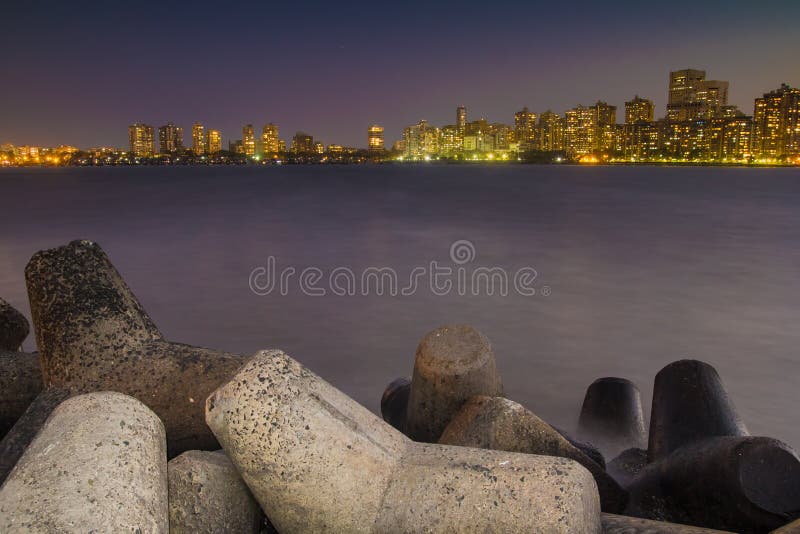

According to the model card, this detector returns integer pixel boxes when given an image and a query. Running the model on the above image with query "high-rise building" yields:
[667,69,729,121]
[291,132,315,154]
[402,120,439,159]
[261,123,281,154]
[457,105,467,134]
[593,101,617,152]
[624,96,654,124]
[537,111,564,152]
[192,123,205,155]
[206,129,222,154]
[158,122,183,154]
[564,106,595,156]
[514,107,537,151]
[752,84,800,159]
[242,124,256,156]
[128,123,155,157]
[368,125,384,152]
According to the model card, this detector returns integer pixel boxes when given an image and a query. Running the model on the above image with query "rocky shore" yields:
[1,239,799,533]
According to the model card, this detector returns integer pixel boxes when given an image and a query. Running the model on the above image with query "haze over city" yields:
[2,0,798,148]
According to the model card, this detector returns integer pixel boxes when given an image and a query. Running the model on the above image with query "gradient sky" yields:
[2,0,798,149]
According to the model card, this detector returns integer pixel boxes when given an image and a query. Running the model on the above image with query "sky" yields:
[1,0,799,149]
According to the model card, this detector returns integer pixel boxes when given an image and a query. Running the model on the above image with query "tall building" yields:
[593,101,617,152]
[402,120,439,159]
[206,129,222,154]
[192,123,205,155]
[667,69,729,121]
[752,84,800,159]
[537,111,564,152]
[624,96,654,124]
[514,107,537,151]
[158,122,183,154]
[291,132,315,154]
[242,124,256,156]
[457,105,467,134]
[128,123,155,157]
[368,125,384,152]
[564,106,595,156]
[261,123,281,154]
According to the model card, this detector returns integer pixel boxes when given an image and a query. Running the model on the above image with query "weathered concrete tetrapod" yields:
[772,517,800,533]
[405,324,503,443]
[601,513,734,533]
[607,447,647,488]
[438,395,628,513]
[0,388,73,484]
[0,350,42,439]
[625,436,800,532]
[577,377,647,460]
[168,450,262,534]
[24,239,248,456]
[380,376,410,431]
[648,359,748,463]
[0,391,168,533]
[206,350,602,533]
[0,297,29,351]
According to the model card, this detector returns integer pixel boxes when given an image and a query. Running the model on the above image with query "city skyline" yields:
[2,1,799,148]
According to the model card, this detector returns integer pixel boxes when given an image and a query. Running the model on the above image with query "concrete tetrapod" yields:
[0,297,29,351]
[168,450,262,534]
[405,324,503,443]
[438,395,628,513]
[206,350,602,533]
[24,239,248,457]
[0,391,168,533]
[578,377,647,460]
[601,513,734,533]
[0,350,42,438]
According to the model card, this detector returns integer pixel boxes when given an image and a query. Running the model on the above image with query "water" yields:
[2,165,799,450]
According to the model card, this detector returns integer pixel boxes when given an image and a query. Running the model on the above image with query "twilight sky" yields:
[2,0,798,149]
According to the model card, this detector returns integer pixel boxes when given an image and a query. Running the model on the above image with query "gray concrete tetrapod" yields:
[772,517,800,533]
[577,377,647,460]
[24,239,249,457]
[0,297,29,351]
[601,513,734,533]
[0,392,168,533]
[168,450,262,534]
[625,436,800,532]
[648,360,748,463]
[0,388,73,484]
[0,350,42,438]
[439,395,628,513]
[380,376,410,431]
[405,324,503,443]
[206,350,602,533]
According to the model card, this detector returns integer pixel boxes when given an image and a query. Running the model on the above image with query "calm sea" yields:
[2,164,799,450]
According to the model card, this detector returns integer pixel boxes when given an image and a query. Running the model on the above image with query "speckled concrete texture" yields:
[0,297,29,351]
[207,350,602,533]
[601,513,733,533]
[24,239,249,456]
[168,450,262,534]
[405,324,503,443]
[439,395,628,513]
[0,391,168,533]
[0,350,42,438]
[0,388,73,485]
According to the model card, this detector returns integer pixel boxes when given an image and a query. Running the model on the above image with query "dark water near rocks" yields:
[2,165,799,449]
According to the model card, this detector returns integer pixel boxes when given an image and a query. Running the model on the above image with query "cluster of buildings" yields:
[126,122,386,160]
[397,71,800,164]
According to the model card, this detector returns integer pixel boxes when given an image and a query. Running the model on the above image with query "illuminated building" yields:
[206,129,222,154]
[704,117,752,161]
[158,122,183,153]
[192,123,205,155]
[402,120,439,159]
[593,101,617,152]
[290,132,315,154]
[457,105,467,135]
[490,123,514,151]
[752,84,800,159]
[624,96,654,124]
[667,69,729,121]
[622,121,662,160]
[514,107,537,151]
[262,123,281,154]
[439,125,460,156]
[537,111,564,152]
[314,142,324,154]
[242,124,256,156]
[368,125,384,152]
[128,123,155,157]
[564,105,596,156]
